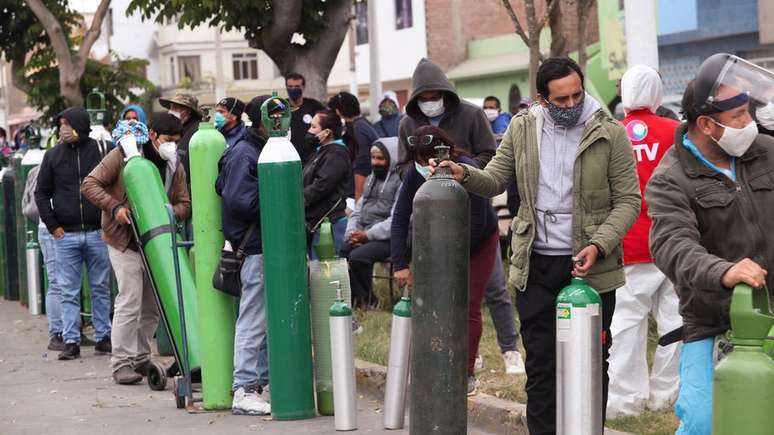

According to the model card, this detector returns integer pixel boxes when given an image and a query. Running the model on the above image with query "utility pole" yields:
[367,0,382,121]
[623,0,659,69]
[214,26,226,102]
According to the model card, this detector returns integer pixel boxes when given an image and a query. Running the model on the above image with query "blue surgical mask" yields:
[214,112,226,129]
[414,162,431,180]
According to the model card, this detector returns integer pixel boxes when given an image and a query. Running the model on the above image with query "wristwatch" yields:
[461,164,471,185]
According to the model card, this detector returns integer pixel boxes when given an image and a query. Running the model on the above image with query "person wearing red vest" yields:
[607,65,684,417]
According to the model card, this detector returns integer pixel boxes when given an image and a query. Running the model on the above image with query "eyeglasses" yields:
[407,134,438,147]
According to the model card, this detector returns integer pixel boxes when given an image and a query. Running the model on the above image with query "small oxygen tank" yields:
[556,277,603,435]
[25,231,42,315]
[712,284,774,435]
[383,286,412,429]
[329,280,357,431]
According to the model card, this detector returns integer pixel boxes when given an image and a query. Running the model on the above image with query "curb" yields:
[355,359,527,434]
[355,359,632,435]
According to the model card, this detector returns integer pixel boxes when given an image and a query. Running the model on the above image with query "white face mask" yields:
[710,119,758,157]
[414,161,431,180]
[418,99,445,118]
[158,141,177,161]
[168,110,182,120]
[484,108,499,122]
[756,102,774,130]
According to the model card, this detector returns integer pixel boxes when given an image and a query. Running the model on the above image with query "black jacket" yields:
[35,107,104,233]
[176,115,201,188]
[302,141,352,229]
[215,127,265,255]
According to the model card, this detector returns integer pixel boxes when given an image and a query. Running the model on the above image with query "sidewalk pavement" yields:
[0,299,494,435]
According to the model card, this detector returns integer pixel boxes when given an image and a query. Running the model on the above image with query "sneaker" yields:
[80,334,97,347]
[113,365,143,385]
[474,354,484,371]
[47,334,65,351]
[95,336,112,354]
[503,350,526,375]
[352,319,364,335]
[58,343,80,360]
[467,375,477,396]
[232,386,271,415]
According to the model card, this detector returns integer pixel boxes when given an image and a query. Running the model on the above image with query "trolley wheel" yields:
[173,378,186,409]
[147,361,167,391]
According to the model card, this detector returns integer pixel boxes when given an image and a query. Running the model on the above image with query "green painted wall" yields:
[455,73,529,111]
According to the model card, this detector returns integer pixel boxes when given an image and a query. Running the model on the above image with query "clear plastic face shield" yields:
[704,55,774,113]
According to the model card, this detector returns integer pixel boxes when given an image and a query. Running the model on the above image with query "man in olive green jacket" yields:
[440,58,640,434]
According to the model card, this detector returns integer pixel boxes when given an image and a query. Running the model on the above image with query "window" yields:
[233,53,259,80]
[355,1,368,45]
[395,0,413,29]
[178,55,201,82]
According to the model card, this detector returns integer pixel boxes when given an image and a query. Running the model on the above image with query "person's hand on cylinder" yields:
[115,206,132,226]
[52,227,65,239]
[721,258,768,289]
[428,158,465,182]
[394,268,413,288]
[349,230,369,246]
[572,244,599,277]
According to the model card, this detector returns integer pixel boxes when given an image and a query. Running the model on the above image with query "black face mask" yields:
[372,165,388,179]
[304,132,320,150]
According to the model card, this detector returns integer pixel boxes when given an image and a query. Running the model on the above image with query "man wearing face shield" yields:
[82,113,191,385]
[645,53,774,434]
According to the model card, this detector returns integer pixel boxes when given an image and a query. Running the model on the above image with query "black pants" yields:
[341,240,391,307]
[516,254,616,435]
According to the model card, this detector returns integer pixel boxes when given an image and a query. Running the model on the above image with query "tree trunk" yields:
[577,0,591,71]
[524,0,540,99]
[528,43,540,98]
[61,74,84,107]
[549,0,568,57]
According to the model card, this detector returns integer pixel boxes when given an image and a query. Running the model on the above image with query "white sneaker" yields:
[474,354,484,371]
[232,387,271,415]
[503,350,526,375]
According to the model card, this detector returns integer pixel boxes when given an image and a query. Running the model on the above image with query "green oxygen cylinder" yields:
[0,168,8,300]
[712,284,774,435]
[21,147,45,311]
[190,121,237,409]
[2,167,19,301]
[122,147,201,371]
[12,149,27,306]
[257,93,315,420]
[313,218,335,260]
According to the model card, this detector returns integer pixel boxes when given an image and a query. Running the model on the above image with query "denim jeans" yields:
[484,250,519,352]
[55,230,112,344]
[233,254,269,389]
[309,217,348,260]
[39,224,62,338]
[675,337,715,435]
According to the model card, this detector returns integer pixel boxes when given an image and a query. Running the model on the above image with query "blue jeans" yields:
[39,224,62,338]
[55,230,112,344]
[675,337,715,435]
[485,250,519,352]
[233,254,269,389]
[309,217,347,260]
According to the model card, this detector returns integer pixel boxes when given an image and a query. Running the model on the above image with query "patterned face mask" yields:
[546,98,585,128]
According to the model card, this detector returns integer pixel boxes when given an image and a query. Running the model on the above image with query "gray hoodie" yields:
[533,93,602,255]
[397,58,496,171]
[345,137,402,241]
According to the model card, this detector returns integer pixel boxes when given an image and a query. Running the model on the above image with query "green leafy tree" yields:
[1,1,154,125]
[128,0,354,100]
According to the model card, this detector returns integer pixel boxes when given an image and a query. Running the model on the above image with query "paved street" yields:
[0,299,493,435]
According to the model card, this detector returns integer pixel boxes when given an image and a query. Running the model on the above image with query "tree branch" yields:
[537,0,559,32]
[76,0,111,73]
[9,56,32,95]
[24,0,74,74]
[258,0,303,58]
[501,0,532,49]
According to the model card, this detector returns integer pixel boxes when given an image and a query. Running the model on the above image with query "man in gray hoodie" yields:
[397,58,496,171]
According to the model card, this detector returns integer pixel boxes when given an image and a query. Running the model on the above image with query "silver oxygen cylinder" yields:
[26,231,42,315]
[329,280,357,431]
[556,277,603,435]
[383,286,412,429]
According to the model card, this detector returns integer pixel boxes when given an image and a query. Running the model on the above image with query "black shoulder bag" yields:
[212,224,256,297]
